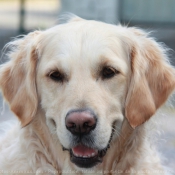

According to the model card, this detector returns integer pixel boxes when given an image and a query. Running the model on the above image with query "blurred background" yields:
[0,0,175,173]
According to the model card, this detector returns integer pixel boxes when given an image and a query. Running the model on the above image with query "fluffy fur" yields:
[0,16,175,175]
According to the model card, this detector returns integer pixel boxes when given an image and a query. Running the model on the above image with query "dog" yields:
[0,16,175,175]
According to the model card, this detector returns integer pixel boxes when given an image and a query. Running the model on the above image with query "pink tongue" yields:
[72,144,97,156]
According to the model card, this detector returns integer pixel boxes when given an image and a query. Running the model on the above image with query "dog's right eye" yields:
[101,66,119,79]
[49,71,64,82]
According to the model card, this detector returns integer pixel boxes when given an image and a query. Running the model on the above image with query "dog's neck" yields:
[29,110,147,174]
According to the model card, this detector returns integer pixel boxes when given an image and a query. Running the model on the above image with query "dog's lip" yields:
[68,144,109,168]
[70,145,104,168]
[72,144,98,158]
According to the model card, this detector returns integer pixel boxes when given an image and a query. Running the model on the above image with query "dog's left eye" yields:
[49,71,64,82]
[101,67,119,79]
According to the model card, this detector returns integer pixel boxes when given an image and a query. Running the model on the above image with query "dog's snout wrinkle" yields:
[65,109,97,135]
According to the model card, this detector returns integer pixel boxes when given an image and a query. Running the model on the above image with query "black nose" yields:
[65,109,97,135]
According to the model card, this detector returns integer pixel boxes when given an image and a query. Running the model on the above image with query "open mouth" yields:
[69,144,109,168]
[63,121,117,168]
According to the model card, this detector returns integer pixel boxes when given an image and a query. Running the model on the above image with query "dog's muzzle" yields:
[65,109,107,168]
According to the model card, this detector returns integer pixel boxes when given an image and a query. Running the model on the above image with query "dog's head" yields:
[0,17,175,168]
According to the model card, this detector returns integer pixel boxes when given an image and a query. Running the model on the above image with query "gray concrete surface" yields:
[156,108,175,173]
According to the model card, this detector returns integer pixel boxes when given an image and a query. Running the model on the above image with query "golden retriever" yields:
[0,16,175,175]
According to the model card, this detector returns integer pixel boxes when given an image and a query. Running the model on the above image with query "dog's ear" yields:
[0,31,41,127]
[125,28,175,128]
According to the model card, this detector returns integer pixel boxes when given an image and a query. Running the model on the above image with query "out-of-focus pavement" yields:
[156,108,175,172]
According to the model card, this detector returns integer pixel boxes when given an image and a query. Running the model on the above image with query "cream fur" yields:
[0,16,175,175]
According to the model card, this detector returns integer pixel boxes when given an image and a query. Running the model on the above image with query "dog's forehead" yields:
[39,20,129,73]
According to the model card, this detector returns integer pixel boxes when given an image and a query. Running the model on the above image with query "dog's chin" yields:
[63,144,110,168]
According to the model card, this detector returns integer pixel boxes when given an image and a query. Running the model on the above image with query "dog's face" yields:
[36,20,130,167]
[0,17,175,169]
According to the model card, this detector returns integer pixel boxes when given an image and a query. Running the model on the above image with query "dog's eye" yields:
[102,67,119,79]
[49,71,64,82]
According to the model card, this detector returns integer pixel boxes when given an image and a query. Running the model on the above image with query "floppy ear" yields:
[0,31,41,127]
[125,28,175,128]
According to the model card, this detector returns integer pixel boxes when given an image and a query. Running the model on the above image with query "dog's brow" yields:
[95,56,126,76]
[44,60,69,76]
